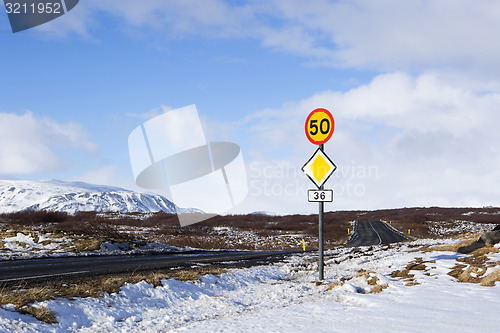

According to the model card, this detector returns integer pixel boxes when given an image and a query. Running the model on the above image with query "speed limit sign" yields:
[305,108,335,145]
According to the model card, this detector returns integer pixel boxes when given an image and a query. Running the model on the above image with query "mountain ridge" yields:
[0,179,196,214]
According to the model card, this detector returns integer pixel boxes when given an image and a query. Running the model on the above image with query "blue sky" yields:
[2,1,500,214]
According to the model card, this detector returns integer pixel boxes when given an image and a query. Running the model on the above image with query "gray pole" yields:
[318,144,324,281]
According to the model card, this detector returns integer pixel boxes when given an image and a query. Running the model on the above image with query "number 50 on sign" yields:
[305,108,335,145]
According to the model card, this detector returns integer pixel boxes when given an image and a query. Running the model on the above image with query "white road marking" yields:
[368,221,382,245]
[0,270,90,283]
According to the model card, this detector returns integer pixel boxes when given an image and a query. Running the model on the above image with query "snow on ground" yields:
[0,232,72,256]
[211,226,311,250]
[0,230,181,259]
[0,238,499,332]
[428,220,497,236]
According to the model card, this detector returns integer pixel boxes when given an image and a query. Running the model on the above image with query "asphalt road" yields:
[0,221,408,283]
[346,220,410,247]
[0,250,294,284]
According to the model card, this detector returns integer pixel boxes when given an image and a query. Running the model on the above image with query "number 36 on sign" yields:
[308,190,333,202]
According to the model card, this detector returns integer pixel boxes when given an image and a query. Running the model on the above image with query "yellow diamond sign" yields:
[302,148,337,188]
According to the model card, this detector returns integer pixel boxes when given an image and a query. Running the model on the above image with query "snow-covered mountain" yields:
[250,211,281,216]
[0,179,196,214]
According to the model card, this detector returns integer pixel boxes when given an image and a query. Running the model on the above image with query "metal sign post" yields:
[302,108,336,281]
[318,144,325,280]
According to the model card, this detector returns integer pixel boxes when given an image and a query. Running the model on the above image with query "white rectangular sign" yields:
[308,190,333,202]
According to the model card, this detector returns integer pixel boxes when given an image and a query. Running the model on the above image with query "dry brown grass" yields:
[447,251,500,286]
[404,280,420,286]
[390,269,415,279]
[326,281,344,291]
[390,257,437,286]
[0,285,57,323]
[411,239,500,287]
[416,233,499,254]
[469,246,500,255]
[0,229,40,241]
[355,269,374,280]
[19,305,57,324]
[480,269,500,287]
[370,283,389,294]
[328,269,390,294]
[0,285,52,308]
[448,263,468,279]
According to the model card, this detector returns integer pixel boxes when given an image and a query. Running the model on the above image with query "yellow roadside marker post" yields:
[302,239,306,251]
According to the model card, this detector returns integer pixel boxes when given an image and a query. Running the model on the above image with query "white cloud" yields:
[70,165,121,187]
[94,0,243,31]
[243,71,500,143]
[0,111,96,175]
[265,0,500,72]
[39,1,500,74]
[334,72,497,133]
[236,72,500,212]
[45,0,256,38]
[34,1,95,37]
[126,105,174,120]
[259,25,335,60]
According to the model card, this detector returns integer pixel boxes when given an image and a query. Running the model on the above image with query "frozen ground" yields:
[428,220,497,236]
[0,231,182,259]
[0,238,499,332]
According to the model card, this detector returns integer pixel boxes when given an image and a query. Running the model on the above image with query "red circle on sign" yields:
[305,108,335,145]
